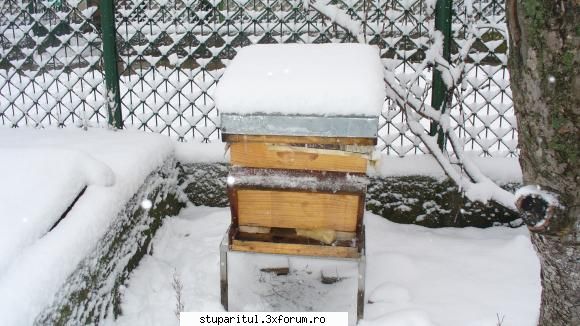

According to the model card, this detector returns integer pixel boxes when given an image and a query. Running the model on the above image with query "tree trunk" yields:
[506,0,579,325]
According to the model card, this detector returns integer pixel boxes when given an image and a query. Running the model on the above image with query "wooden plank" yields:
[237,189,359,232]
[227,185,239,230]
[260,267,290,275]
[230,142,368,173]
[231,240,359,258]
[237,228,356,247]
[239,225,271,234]
[356,193,365,233]
[223,134,377,145]
[295,228,336,244]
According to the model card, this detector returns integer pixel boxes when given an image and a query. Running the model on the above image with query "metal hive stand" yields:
[219,225,367,322]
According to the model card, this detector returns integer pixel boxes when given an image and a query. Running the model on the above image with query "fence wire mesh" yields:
[0,0,106,127]
[450,0,516,156]
[0,0,516,157]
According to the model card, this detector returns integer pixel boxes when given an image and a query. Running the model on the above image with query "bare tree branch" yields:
[306,1,518,212]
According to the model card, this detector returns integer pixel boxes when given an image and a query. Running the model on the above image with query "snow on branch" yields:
[385,72,516,211]
[307,0,365,43]
[307,1,518,212]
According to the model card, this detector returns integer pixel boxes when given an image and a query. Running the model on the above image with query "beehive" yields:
[216,43,385,259]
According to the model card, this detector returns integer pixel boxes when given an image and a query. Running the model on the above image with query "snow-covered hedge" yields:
[35,159,185,325]
[36,158,185,325]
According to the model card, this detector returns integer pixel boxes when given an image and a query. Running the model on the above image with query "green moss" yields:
[365,176,519,228]
[551,111,565,129]
[523,0,547,48]
[550,135,578,164]
[53,305,72,326]
[549,109,577,163]
[523,0,546,25]
[562,50,574,70]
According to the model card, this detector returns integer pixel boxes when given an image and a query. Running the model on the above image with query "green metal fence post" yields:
[100,0,123,129]
[430,0,452,148]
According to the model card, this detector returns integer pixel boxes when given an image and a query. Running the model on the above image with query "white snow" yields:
[173,141,228,163]
[309,0,363,41]
[214,44,386,117]
[515,185,561,208]
[0,147,114,275]
[141,199,153,210]
[0,127,239,325]
[0,128,174,326]
[0,126,239,325]
[369,154,522,185]
[113,206,541,326]
[471,155,523,184]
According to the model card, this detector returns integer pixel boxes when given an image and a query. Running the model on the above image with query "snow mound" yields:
[215,43,386,117]
[0,147,114,274]
[368,282,412,304]
[364,309,435,326]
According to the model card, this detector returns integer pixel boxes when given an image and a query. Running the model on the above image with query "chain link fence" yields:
[0,0,516,157]
[0,0,107,127]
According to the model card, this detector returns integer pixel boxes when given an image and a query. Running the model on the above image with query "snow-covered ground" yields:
[0,127,537,325]
[114,206,541,326]
[0,146,114,274]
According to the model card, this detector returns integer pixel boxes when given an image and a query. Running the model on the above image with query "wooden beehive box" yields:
[216,43,385,258]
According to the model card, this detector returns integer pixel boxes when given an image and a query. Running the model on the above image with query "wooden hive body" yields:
[225,135,373,258]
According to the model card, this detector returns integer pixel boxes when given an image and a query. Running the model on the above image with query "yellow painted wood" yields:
[230,142,368,173]
[237,189,359,232]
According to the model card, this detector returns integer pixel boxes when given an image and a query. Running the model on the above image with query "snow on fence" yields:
[0,0,515,157]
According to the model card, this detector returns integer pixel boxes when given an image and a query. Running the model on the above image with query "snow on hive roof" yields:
[215,43,386,117]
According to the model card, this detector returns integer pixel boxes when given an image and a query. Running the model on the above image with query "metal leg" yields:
[357,253,366,321]
[220,230,229,311]
[357,227,366,321]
